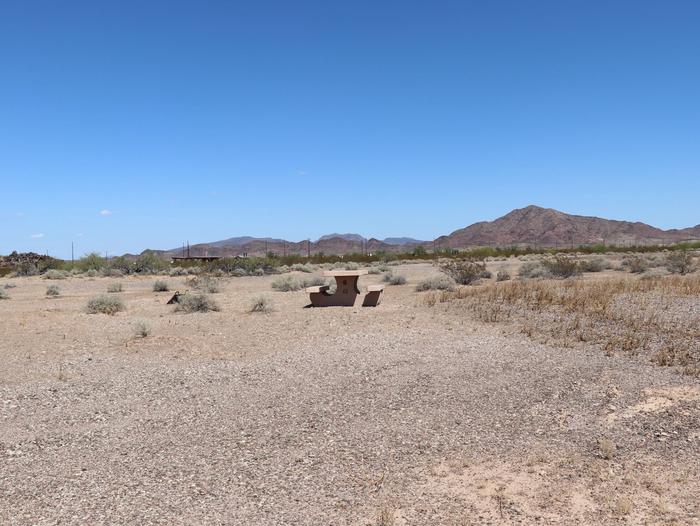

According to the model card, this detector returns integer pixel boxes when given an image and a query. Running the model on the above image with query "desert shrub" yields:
[252,268,265,276]
[188,276,220,293]
[542,256,580,278]
[439,260,487,285]
[599,437,616,460]
[300,276,326,288]
[174,293,219,313]
[169,267,188,276]
[77,252,106,272]
[153,280,169,292]
[0,289,9,300]
[107,282,123,293]
[665,251,695,275]
[622,256,648,274]
[232,268,247,277]
[378,263,390,272]
[272,275,302,291]
[4,283,16,289]
[249,295,274,313]
[132,251,169,274]
[381,270,394,282]
[291,263,313,273]
[85,269,98,278]
[388,274,407,285]
[86,295,125,315]
[496,270,511,282]
[46,284,61,297]
[101,268,124,277]
[416,276,455,291]
[133,319,151,338]
[518,261,551,279]
[367,267,381,275]
[579,258,607,273]
[44,269,68,280]
[344,262,360,270]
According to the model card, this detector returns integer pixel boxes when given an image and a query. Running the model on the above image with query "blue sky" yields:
[2,1,699,258]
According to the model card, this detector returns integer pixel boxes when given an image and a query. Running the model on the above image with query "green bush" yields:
[174,293,220,313]
[46,284,61,297]
[153,280,169,292]
[86,295,125,315]
[415,276,455,291]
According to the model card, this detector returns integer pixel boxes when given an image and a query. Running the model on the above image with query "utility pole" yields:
[307,239,311,258]
[71,242,74,266]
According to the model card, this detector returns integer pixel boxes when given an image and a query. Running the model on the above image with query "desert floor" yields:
[1,262,698,525]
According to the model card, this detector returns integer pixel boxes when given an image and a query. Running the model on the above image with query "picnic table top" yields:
[323,269,369,277]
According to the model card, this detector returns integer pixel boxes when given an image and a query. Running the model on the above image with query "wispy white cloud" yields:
[99,209,113,216]
[30,233,44,239]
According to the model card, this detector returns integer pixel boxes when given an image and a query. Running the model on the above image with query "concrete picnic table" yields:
[306,269,384,307]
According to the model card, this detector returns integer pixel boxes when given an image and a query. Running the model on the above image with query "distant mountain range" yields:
[145,205,700,258]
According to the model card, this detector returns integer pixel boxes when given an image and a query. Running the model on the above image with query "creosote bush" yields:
[439,259,487,285]
[46,284,61,297]
[665,251,695,275]
[518,261,551,279]
[415,275,455,291]
[133,319,151,338]
[622,256,648,274]
[153,280,169,292]
[388,274,407,286]
[249,295,274,313]
[107,282,123,293]
[86,295,125,315]
[272,275,302,291]
[578,258,608,273]
[44,269,69,280]
[174,293,220,313]
[542,256,580,278]
[496,270,511,282]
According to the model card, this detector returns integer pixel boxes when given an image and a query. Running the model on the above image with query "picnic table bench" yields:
[306,270,384,307]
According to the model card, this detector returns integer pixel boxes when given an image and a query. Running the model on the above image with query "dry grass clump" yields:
[133,319,151,338]
[416,275,455,291]
[174,293,220,313]
[621,256,649,274]
[578,258,609,273]
[86,295,125,315]
[107,282,123,293]
[249,295,274,313]
[0,288,10,300]
[46,284,61,297]
[599,437,616,460]
[541,256,580,278]
[272,275,302,291]
[518,261,551,279]
[426,274,700,375]
[291,263,313,273]
[387,274,407,286]
[153,280,169,292]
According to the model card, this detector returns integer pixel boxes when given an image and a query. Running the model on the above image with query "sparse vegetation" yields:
[665,251,695,275]
[0,289,9,300]
[496,270,511,282]
[387,274,407,285]
[174,293,220,313]
[578,258,608,273]
[187,276,221,293]
[153,280,169,292]
[518,261,551,279]
[46,284,61,297]
[249,295,274,313]
[439,259,488,285]
[622,256,649,274]
[542,256,580,278]
[133,319,151,338]
[416,275,455,291]
[272,275,303,291]
[599,437,616,459]
[86,295,125,315]
[107,282,123,293]
[44,269,69,280]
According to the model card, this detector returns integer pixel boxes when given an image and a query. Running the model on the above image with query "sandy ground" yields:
[1,262,698,525]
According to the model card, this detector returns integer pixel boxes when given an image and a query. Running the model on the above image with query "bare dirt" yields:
[1,262,698,525]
